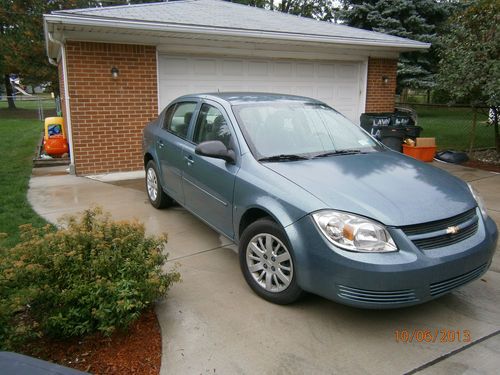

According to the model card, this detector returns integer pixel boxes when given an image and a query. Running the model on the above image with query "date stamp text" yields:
[394,329,471,343]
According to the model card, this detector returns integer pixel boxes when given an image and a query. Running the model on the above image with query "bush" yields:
[0,208,180,350]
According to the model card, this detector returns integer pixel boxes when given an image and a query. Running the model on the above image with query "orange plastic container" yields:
[403,144,436,162]
[43,117,69,157]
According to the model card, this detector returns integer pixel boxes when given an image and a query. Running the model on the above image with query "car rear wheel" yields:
[146,160,174,209]
[239,218,303,304]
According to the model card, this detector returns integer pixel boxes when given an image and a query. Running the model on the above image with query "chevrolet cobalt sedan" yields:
[143,93,497,308]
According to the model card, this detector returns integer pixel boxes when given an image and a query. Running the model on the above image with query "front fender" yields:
[233,154,326,242]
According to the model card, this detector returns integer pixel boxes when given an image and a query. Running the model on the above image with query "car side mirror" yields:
[195,140,236,164]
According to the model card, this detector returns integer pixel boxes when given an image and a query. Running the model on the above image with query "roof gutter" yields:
[43,13,431,52]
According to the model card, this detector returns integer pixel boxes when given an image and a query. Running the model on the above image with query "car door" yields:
[181,101,239,239]
[156,101,198,205]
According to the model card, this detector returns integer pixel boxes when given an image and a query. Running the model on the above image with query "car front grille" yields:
[337,285,418,304]
[401,208,479,250]
[430,263,488,296]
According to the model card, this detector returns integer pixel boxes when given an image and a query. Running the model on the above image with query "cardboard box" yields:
[416,137,436,147]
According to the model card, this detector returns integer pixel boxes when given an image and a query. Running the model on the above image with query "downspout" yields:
[47,30,76,174]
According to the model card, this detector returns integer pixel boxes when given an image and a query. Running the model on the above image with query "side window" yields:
[162,104,176,130]
[164,102,196,139]
[193,104,232,148]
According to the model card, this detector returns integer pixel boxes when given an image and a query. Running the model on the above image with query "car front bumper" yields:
[285,210,498,309]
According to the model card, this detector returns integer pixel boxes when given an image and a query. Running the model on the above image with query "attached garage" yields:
[44,0,428,175]
[158,55,365,123]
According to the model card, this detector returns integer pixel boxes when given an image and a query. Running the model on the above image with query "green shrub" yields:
[0,208,180,350]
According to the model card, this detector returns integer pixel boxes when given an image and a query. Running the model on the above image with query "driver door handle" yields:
[184,155,194,165]
[157,139,164,149]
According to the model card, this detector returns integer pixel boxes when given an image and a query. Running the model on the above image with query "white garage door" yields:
[158,55,365,123]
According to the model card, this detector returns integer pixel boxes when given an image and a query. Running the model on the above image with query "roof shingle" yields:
[52,0,428,48]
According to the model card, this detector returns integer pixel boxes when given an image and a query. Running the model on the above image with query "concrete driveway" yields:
[29,162,500,374]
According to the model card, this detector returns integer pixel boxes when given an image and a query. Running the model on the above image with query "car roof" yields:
[176,92,325,106]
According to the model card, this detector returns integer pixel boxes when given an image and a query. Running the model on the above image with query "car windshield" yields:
[233,102,381,160]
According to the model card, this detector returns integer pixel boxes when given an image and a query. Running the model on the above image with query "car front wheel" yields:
[145,160,173,209]
[239,218,303,304]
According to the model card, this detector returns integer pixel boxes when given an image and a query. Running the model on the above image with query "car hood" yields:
[264,151,476,226]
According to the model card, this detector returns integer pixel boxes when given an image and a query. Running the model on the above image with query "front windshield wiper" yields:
[258,154,310,162]
[313,149,364,158]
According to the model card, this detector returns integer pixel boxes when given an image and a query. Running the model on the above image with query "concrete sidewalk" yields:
[28,163,500,374]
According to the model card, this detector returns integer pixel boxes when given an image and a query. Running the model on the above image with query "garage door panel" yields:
[317,63,335,78]
[293,86,314,97]
[248,61,269,76]
[159,56,190,76]
[193,59,217,74]
[336,63,359,81]
[296,63,315,78]
[159,54,363,122]
[273,62,293,77]
[222,60,244,75]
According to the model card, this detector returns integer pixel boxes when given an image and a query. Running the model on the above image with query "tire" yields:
[145,160,174,209]
[239,218,303,304]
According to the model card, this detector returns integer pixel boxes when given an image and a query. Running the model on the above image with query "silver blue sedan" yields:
[142,93,497,308]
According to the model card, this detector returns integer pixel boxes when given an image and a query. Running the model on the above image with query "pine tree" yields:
[340,0,457,95]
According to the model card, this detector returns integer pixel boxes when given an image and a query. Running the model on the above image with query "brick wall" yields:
[64,41,158,175]
[365,57,398,113]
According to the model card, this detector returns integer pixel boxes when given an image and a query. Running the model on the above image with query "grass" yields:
[0,97,56,110]
[414,106,493,151]
[0,115,49,248]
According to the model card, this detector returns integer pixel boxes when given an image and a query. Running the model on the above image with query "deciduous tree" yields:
[438,0,500,153]
[0,0,163,109]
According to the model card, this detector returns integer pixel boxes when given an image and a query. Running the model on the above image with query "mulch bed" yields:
[464,159,500,173]
[465,149,500,172]
[22,308,162,374]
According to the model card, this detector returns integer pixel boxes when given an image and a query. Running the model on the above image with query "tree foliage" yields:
[0,0,164,105]
[229,0,336,21]
[438,0,499,152]
[339,0,456,92]
[438,0,499,107]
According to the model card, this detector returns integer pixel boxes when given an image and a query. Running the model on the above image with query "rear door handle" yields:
[184,155,194,165]
[157,139,164,148]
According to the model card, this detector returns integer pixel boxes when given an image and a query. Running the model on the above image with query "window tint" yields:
[164,102,197,139]
[193,104,232,148]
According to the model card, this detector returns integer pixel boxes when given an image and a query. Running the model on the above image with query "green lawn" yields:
[0,116,49,248]
[415,106,493,151]
[0,97,55,110]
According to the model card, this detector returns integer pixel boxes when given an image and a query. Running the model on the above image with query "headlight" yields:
[468,183,488,219]
[312,210,398,253]
[312,210,397,253]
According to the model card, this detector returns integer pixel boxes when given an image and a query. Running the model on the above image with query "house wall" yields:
[365,57,398,113]
[64,41,158,175]
[62,42,397,175]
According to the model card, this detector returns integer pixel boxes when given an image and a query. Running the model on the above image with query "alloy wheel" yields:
[246,233,294,293]
[146,167,158,202]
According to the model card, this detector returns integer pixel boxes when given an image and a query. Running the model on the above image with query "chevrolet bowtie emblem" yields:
[446,226,460,234]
